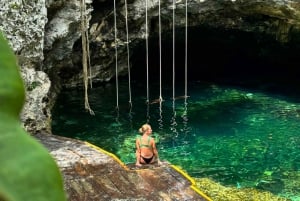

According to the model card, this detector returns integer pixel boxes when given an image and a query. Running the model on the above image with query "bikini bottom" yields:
[141,155,154,164]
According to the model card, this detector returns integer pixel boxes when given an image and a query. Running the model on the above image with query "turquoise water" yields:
[52,80,300,200]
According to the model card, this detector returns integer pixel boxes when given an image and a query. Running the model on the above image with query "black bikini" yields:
[141,155,154,164]
[139,136,154,164]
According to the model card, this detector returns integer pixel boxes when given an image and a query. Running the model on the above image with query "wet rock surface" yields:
[35,133,208,201]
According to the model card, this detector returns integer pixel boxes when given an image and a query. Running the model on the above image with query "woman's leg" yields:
[149,156,157,164]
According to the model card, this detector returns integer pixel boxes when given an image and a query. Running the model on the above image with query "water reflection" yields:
[146,102,150,123]
[128,106,133,131]
[170,99,178,138]
[181,98,189,138]
[158,100,164,130]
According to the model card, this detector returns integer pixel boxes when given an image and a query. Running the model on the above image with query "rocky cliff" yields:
[1,0,300,133]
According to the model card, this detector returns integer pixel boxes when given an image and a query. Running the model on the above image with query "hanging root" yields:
[174,95,190,100]
[81,0,94,115]
[149,97,164,105]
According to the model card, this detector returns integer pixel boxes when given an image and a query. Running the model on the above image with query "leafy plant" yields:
[0,32,67,201]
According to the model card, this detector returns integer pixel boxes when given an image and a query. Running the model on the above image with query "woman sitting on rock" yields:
[135,124,161,167]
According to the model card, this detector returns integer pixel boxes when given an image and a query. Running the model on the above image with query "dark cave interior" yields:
[130,25,300,96]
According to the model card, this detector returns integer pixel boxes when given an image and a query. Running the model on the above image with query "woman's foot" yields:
[135,162,142,167]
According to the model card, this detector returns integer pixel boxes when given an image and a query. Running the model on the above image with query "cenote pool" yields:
[52,80,300,200]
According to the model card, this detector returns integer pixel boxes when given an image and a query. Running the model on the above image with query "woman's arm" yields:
[151,138,161,164]
[135,138,142,166]
[136,138,141,156]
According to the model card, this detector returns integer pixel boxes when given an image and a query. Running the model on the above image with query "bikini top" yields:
[139,136,152,148]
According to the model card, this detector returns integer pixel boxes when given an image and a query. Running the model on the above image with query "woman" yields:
[135,124,161,166]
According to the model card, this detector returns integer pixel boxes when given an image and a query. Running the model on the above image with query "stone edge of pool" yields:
[85,141,212,201]
[36,133,211,201]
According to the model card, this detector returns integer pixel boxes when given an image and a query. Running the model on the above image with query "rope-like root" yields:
[124,0,132,106]
[114,0,119,109]
[81,0,94,115]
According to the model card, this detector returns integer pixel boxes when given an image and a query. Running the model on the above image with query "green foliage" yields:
[0,32,67,201]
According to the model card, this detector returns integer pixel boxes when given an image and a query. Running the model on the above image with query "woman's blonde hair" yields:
[139,123,151,134]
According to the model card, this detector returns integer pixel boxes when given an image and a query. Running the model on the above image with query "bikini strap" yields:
[139,136,151,148]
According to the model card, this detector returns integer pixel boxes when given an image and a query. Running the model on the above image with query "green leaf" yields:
[0,32,67,201]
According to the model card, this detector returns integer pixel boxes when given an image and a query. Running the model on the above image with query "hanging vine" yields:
[80,0,94,115]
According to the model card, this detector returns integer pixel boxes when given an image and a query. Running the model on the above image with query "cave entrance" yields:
[130,25,300,96]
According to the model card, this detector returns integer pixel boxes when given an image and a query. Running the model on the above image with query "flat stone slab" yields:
[35,133,210,201]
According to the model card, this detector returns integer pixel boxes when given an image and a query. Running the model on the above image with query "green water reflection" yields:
[52,81,300,200]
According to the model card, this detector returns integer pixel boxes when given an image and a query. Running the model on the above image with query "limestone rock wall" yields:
[1,0,300,133]
[60,0,300,87]
[0,0,93,134]
[0,0,50,134]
